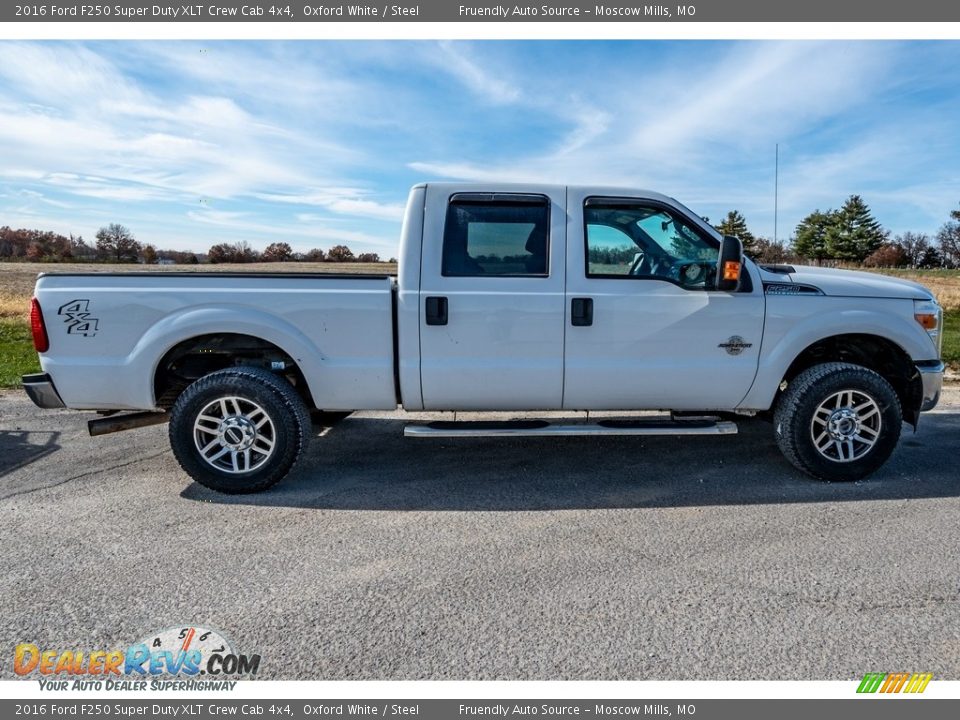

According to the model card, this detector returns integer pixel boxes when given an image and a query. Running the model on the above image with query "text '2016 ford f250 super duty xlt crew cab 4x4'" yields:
[23,184,944,493]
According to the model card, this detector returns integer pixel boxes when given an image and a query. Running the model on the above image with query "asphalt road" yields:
[1,389,959,680]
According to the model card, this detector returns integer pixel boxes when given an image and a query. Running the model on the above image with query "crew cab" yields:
[23,183,945,493]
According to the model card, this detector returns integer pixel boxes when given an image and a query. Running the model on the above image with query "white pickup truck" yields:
[23,184,944,493]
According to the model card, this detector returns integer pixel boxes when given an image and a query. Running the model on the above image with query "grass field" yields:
[0,262,957,389]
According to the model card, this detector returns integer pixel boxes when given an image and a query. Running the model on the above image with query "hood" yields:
[759,264,934,301]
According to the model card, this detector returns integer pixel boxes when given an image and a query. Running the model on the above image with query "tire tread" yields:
[169,367,311,494]
[773,362,901,482]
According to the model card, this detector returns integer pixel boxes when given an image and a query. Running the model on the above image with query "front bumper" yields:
[22,373,65,409]
[916,361,944,412]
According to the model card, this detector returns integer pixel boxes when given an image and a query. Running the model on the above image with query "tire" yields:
[169,367,312,494]
[773,362,902,482]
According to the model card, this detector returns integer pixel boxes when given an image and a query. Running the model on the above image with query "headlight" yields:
[914,299,943,356]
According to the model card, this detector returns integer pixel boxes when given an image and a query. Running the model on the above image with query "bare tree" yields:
[327,245,355,262]
[262,242,294,262]
[937,222,960,268]
[96,223,141,263]
[893,232,930,268]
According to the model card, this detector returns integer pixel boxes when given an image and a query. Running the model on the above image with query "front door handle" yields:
[425,296,448,326]
[571,297,593,326]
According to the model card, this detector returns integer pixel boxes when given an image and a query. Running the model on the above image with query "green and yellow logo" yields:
[857,672,932,694]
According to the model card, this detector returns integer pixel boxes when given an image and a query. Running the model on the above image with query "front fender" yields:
[739,297,936,410]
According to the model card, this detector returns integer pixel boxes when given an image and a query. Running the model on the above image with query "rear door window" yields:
[442,195,550,277]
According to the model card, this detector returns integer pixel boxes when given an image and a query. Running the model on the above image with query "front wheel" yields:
[774,362,902,482]
[169,367,312,493]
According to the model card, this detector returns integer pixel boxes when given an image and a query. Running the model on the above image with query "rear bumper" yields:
[22,373,65,409]
[916,361,944,412]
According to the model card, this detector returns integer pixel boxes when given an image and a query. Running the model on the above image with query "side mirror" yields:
[716,235,743,292]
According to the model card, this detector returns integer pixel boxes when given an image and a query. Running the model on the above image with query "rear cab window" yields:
[442,194,550,277]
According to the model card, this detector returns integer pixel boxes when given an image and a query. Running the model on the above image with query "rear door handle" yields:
[425,296,448,326]
[571,297,593,326]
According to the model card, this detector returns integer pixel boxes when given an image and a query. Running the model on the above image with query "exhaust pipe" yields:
[88,411,169,437]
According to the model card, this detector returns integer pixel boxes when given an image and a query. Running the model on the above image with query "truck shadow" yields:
[180,412,960,511]
[0,430,61,476]
[0,430,61,492]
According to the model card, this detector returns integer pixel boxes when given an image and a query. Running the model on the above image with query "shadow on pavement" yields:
[180,411,960,511]
[0,430,61,480]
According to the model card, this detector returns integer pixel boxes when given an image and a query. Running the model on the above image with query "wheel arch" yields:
[153,332,316,410]
[136,307,325,410]
[778,333,922,426]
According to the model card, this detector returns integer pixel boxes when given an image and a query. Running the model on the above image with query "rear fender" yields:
[137,306,324,408]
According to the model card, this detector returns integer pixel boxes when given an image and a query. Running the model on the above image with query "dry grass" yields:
[872,269,960,311]
[1,261,957,317]
[0,261,397,321]
[0,290,28,321]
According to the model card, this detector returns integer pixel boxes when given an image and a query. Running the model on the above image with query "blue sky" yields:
[1,40,959,255]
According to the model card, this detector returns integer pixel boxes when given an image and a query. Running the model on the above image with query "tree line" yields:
[0,224,389,265]
[0,224,200,264]
[713,197,960,268]
[206,240,382,264]
[5,199,959,269]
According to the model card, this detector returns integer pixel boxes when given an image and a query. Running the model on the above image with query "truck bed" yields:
[34,272,398,412]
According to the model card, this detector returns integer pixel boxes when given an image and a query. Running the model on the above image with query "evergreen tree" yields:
[715,210,756,254]
[827,195,886,262]
[792,209,837,263]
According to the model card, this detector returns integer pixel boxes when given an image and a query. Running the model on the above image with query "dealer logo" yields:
[14,625,260,685]
[857,672,932,694]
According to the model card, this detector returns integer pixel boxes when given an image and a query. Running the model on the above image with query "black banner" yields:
[5,1,960,23]
[2,700,959,720]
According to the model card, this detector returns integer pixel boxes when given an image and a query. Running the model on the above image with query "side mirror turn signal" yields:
[716,235,743,292]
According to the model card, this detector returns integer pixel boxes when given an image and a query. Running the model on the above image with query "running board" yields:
[404,418,738,438]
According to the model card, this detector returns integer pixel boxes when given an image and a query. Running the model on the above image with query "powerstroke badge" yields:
[719,336,752,356]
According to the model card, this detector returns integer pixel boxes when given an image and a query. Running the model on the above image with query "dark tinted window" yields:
[442,196,549,276]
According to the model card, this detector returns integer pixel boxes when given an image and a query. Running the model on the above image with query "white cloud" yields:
[255,188,406,222]
[187,207,396,251]
[408,42,959,236]
[433,42,522,104]
[2,40,958,250]
[0,42,149,111]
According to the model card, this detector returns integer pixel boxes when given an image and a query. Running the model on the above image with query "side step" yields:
[404,418,737,438]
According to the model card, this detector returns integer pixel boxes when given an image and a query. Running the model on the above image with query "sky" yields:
[1,40,959,256]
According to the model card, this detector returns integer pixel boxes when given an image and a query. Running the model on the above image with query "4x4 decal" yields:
[58,299,99,337]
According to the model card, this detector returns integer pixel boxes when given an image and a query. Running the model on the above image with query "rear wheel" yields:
[774,362,902,482]
[169,367,311,493]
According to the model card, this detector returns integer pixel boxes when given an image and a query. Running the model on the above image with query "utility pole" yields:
[774,143,779,244]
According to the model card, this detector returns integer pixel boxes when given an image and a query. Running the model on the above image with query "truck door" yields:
[419,186,567,410]
[562,191,764,410]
